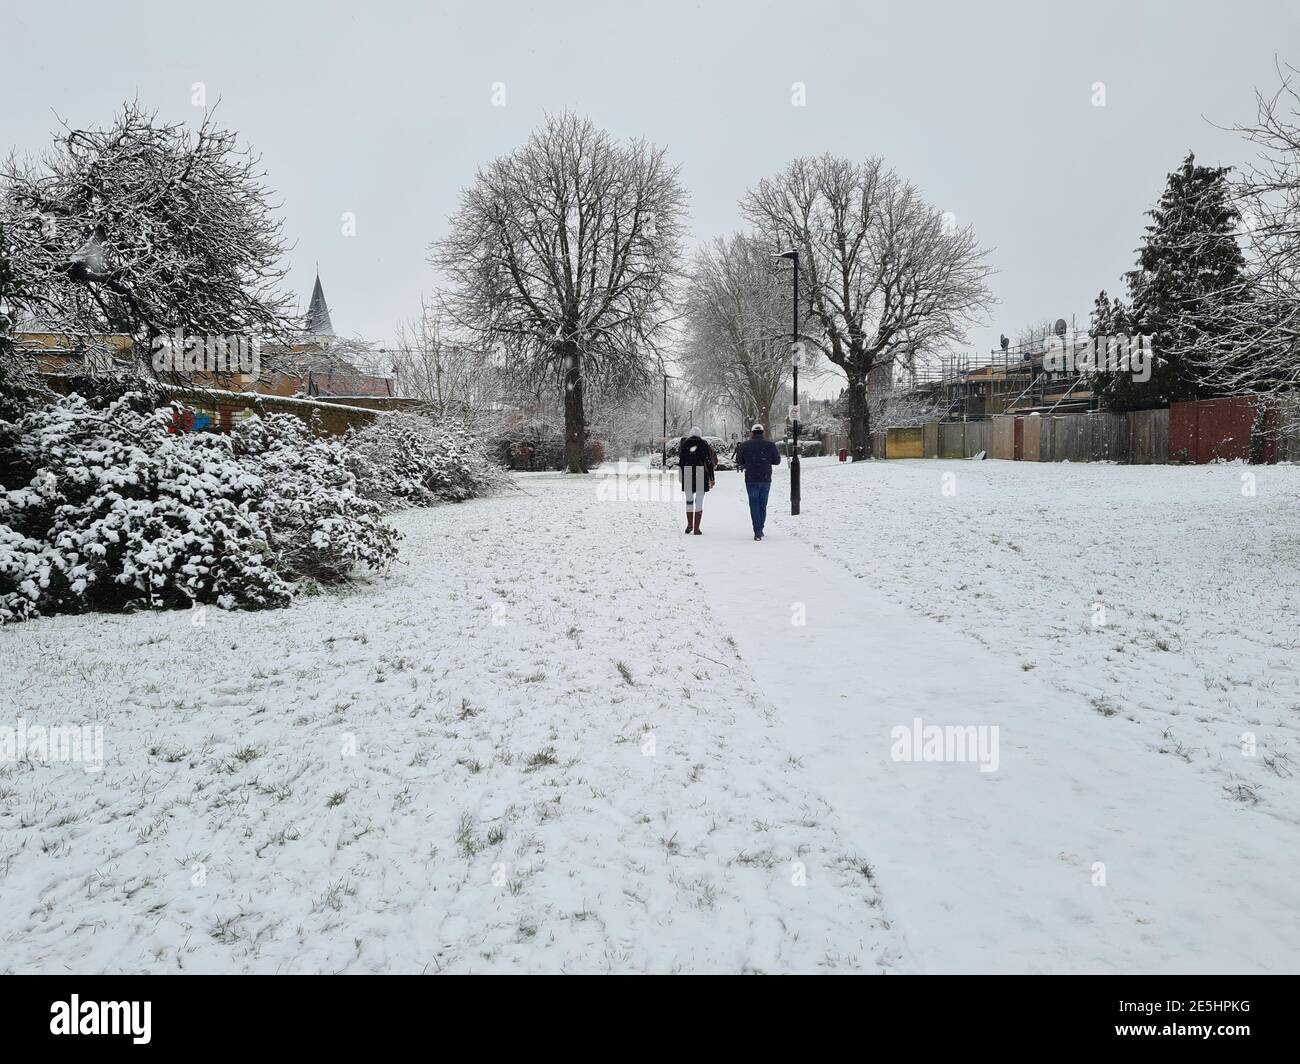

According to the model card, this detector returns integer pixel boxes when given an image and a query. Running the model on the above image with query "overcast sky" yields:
[3,0,1297,397]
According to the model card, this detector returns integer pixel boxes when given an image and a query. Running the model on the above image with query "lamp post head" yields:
[777,249,798,262]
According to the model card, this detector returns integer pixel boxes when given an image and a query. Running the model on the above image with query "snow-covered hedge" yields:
[0,396,398,623]
[348,411,509,509]
[232,413,399,583]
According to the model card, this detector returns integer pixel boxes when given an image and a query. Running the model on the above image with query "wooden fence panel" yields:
[1128,408,1168,464]
[990,416,1016,460]
[965,421,991,457]
[939,422,966,458]
[1034,418,1049,461]
[886,427,925,458]
[1022,415,1041,460]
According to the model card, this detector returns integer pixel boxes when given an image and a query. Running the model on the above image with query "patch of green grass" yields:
[455,813,482,858]
[312,878,356,913]
[524,747,558,772]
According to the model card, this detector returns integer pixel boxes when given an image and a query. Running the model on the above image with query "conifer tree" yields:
[1093,152,1249,411]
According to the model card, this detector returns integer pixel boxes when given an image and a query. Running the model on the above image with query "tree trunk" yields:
[847,373,871,460]
[561,342,587,473]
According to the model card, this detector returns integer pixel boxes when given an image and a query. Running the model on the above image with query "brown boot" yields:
[685,512,694,534]
[692,511,703,535]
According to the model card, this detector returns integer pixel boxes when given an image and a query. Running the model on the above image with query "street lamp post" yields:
[778,249,801,516]
[662,374,667,468]
[661,371,679,469]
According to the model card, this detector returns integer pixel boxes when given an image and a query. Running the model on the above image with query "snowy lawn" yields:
[789,456,1300,824]
[2,458,1297,974]
[0,473,896,974]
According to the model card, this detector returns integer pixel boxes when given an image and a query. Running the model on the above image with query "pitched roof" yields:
[304,274,335,337]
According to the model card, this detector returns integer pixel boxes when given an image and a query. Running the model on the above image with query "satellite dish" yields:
[1054,318,1068,337]
[999,334,1009,351]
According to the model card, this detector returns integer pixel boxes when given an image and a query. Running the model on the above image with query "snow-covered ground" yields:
[0,472,897,974]
[2,458,1297,973]
[789,456,1300,828]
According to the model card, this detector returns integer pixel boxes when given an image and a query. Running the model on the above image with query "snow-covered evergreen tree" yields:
[347,412,509,510]
[1093,153,1249,411]
[0,399,401,623]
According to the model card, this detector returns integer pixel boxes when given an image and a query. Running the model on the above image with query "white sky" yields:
[4,0,1297,399]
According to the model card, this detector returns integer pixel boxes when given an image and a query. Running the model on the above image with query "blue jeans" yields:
[746,482,771,535]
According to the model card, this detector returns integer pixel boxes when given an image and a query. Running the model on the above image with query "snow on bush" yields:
[0,396,398,623]
[231,413,399,584]
[348,411,509,509]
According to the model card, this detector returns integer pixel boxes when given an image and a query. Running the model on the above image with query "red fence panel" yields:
[1169,401,1198,463]
[1164,398,1255,464]
[1194,396,1255,463]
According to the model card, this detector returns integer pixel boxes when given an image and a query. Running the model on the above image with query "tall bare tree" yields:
[1181,63,1300,400]
[742,155,994,458]
[1,102,294,349]
[681,232,791,430]
[432,113,687,472]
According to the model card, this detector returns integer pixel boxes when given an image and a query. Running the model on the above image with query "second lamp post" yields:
[778,249,801,516]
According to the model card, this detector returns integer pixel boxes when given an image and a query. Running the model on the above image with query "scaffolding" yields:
[900,332,1095,421]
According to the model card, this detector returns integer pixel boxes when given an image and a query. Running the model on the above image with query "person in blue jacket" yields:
[735,423,781,540]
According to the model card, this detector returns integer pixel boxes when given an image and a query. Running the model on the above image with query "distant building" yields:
[245,272,396,399]
[15,271,395,399]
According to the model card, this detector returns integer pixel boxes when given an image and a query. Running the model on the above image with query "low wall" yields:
[164,386,386,437]
[312,395,427,414]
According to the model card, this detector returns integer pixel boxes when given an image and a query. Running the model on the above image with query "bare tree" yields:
[1014,319,1061,348]
[742,155,994,459]
[432,113,687,472]
[868,387,941,430]
[386,297,505,427]
[1,102,294,351]
[681,232,791,431]
[1184,63,1300,400]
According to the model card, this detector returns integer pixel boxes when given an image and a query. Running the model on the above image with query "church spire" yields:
[304,272,335,337]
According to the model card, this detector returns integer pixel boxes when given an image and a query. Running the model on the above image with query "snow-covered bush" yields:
[232,414,399,583]
[0,396,399,623]
[348,412,508,509]
[0,395,289,620]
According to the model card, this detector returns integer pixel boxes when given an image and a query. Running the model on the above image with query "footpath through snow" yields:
[1,461,1294,973]
[688,464,1298,974]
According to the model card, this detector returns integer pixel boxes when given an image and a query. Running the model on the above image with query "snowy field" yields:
[791,456,1300,824]
[1,458,1297,973]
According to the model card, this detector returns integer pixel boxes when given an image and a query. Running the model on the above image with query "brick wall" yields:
[161,386,385,437]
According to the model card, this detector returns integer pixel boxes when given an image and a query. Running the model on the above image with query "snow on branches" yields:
[347,411,510,511]
[742,156,994,459]
[0,398,403,623]
[1180,64,1300,400]
[0,101,294,344]
[432,112,688,472]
